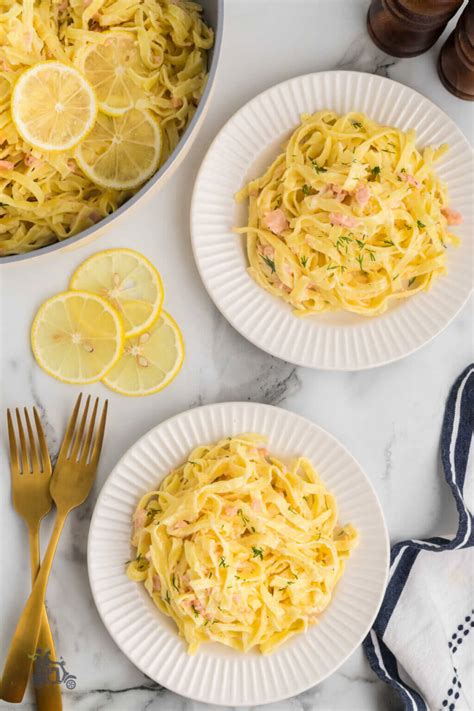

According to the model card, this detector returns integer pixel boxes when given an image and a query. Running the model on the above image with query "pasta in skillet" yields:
[127,434,358,654]
[0,0,213,256]
[235,111,463,316]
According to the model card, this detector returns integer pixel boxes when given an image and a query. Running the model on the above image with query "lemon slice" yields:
[74,108,162,189]
[75,32,148,116]
[11,61,97,152]
[70,248,164,338]
[31,291,124,384]
[103,311,184,396]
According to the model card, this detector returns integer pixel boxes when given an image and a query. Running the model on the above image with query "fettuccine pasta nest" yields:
[127,434,358,655]
[0,0,213,256]
[235,111,462,316]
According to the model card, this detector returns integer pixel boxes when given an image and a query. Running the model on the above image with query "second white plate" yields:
[88,401,389,706]
[191,70,473,370]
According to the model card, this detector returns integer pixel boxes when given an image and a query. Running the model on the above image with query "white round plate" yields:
[191,71,473,370]
[88,402,389,706]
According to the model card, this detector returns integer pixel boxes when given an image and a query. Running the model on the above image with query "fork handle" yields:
[1,512,67,703]
[28,527,63,711]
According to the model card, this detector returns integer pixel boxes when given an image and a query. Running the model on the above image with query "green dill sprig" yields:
[302,184,311,195]
[237,508,249,526]
[356,254,367,274]
[310,158,327,174]
[301,255,308,267]
[219,556,229,568]
[261,254,276,273]
[351,120,363,129]
[416,220,426,229]
[382,239,394,247]
[252,546,264,559]
[327,262,346,274]
[371,166,381,177]
[336,234,352,254]
[278,580,296,592]
[128,553,148,571]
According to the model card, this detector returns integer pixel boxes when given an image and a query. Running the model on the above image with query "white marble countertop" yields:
[1,1,473,710]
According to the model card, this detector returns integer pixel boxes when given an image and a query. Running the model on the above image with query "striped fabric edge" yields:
[363,363,474,711]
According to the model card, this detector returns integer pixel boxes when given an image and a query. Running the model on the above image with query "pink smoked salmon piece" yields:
[441,207,463,225]
[263,208,289,235]
[329,212,359,228]
[354,182,370,208]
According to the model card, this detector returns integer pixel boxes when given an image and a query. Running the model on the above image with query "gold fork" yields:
[6,407,62,711]
[1,394,108,703]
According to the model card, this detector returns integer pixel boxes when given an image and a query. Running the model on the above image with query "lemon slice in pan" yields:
[12,62,97,152]
[75,31,148,116]
[74,108,162,189]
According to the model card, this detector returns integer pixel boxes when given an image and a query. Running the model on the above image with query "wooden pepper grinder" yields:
[438,1,474,100]
[367,0,465,57]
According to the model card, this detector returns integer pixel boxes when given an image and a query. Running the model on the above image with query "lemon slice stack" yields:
[11,35,162,189]
[30,249,184,396]
[70,249,164,337]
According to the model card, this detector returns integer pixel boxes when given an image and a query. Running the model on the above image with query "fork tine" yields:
[24,408,40,472]
[57,393,82,462]
[15,409,30,474]
[71,395,91,461]
[90,400,108,465]
[81,397,98,464]
[7,410,19,474]
[33,407,52,475]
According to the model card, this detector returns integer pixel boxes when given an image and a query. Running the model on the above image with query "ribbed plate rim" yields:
[190,70,473,370]
[87,401,389,706]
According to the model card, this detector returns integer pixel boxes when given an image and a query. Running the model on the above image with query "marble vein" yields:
[335,33,400,77]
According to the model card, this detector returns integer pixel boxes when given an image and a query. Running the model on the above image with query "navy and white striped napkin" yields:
[364,364,473,711]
